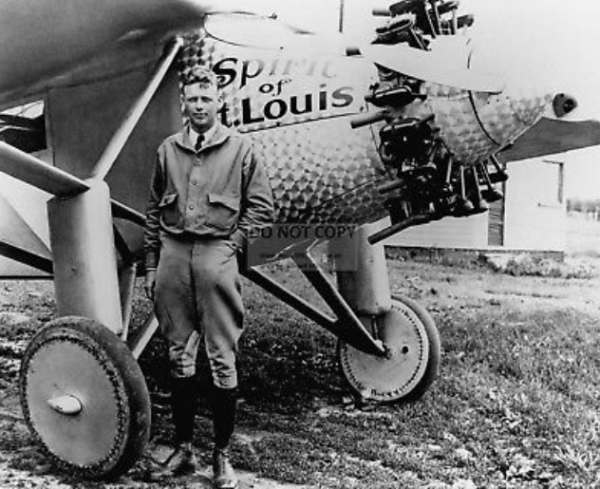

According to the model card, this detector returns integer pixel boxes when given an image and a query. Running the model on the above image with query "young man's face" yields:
[183,82,221,133]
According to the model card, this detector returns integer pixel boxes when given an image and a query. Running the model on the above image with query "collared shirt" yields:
[188,123,216,151]
[143,122,274,269]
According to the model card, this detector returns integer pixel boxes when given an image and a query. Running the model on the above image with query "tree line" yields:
[567,198,600,213]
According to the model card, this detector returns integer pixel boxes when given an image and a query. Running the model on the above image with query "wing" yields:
[501,118,600,162]
[0,0,257,108]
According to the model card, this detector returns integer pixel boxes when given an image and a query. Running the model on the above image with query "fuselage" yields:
[0,4,565,266]
[187,34,554,235]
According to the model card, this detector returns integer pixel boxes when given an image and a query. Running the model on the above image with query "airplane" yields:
[1,0,600,480]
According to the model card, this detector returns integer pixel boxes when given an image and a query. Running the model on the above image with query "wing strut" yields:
[0,142,89,195]
[90,36,183,181]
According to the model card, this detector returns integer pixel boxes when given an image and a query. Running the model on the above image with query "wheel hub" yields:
[339,302,431,402]
[47,394,83,416]
[25,338,124,467]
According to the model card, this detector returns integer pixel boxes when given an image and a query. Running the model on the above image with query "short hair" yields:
[181,66,218,89]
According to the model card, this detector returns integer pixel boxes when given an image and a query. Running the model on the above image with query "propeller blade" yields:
[202,14,502,93]
[360,44,504,93]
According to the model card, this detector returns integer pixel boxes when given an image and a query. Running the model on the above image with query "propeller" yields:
[202,10,503,93]
[357,44,504,93]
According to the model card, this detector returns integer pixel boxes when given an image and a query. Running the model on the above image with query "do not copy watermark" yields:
[246,222,360,270]
[249,222,356,241]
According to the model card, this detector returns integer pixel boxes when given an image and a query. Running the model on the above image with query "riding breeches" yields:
[154,234,244,389]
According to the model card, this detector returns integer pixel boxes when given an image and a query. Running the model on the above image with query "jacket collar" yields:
[174,122,231,153]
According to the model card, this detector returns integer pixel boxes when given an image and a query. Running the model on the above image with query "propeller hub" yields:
[553,93,578,118]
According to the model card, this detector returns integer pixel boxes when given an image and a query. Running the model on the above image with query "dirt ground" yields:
[0,251,599,488]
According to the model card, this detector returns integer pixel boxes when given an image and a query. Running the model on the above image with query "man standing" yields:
[143,67,274,488]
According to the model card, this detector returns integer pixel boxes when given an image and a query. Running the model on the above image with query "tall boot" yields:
[171,376,197,444]
[211,386,238,489]
[167,376,198,475]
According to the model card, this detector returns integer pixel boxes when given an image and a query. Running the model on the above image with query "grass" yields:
[1,257,600,488]
[230,307,599,488]
[140,259,600,488]
[484,253,597,279]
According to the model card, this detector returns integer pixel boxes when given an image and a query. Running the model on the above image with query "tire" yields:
[338,297,441,403]
[391,295,441,402]
[19,316,151,479]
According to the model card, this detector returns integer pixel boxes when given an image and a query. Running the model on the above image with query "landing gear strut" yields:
[10,36,180,479]
[333,222,440,402]
[244,222,441,403]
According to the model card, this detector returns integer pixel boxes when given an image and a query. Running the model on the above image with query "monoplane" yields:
[1,0,599,478]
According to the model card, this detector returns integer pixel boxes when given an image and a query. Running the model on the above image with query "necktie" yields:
[195,134,204,152]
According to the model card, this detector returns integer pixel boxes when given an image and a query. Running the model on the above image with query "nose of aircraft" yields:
[462,85,554,159]
[400,83,554,166]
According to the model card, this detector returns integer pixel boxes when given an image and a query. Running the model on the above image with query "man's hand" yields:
[145,270,157,301]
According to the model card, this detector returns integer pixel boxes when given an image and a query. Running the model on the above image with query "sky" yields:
[244,0,600,199]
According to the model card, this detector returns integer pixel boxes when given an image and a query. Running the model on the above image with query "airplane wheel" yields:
[19,316,151,479]
[338,297,440,403]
